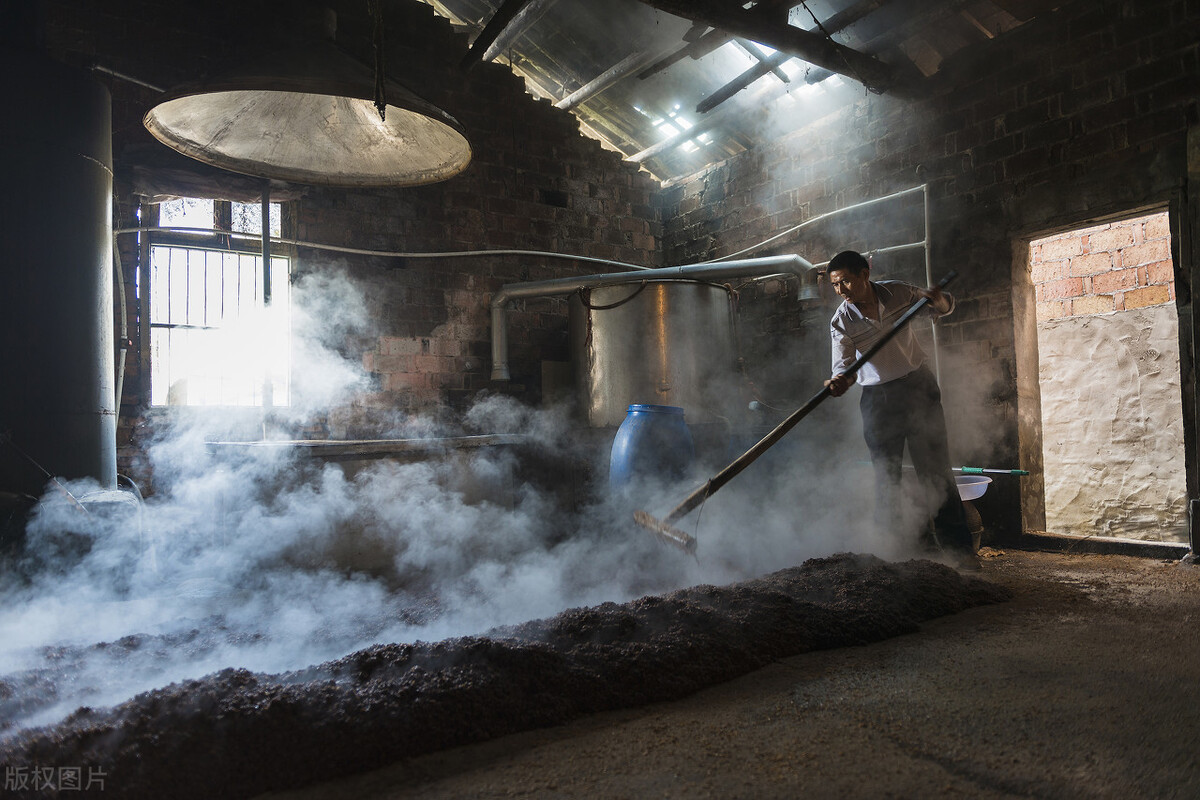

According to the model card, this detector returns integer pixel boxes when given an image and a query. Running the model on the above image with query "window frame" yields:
[137,197,293,412]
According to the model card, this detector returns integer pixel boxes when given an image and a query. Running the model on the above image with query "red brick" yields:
[1143,212,1171,241]
[1038,236,1083,261]
[1035,300,1067,321]
[413,354,455,373]
[1036,277,1084,301]
[371,354,415,373]
[435,372,466,391]
[1123,285,1171,309]
[1088,224,1137,253]
[384,372,430,392]
[1092,267,1139,294]
[379,337,426,356]
[1072,221,1112,241]
[1119,239,1171,268]
[632,232,657,250]
[1146,260,1175,285]
[1030,260,1070,283]
[1070,294,1114,316]
[430,338,463,357]
[1069,252,1113,277]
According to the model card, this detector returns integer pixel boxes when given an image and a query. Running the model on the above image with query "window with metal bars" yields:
[147,198,290,407]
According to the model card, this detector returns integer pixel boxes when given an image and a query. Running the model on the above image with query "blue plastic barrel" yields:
[609,404,695,489]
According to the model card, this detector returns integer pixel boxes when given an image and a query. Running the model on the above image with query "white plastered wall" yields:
[1036,304,1188,541]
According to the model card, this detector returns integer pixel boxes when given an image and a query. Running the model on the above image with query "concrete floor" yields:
[263,548,1200,799]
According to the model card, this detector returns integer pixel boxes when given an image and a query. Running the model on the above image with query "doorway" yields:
[1026,211,1188,542]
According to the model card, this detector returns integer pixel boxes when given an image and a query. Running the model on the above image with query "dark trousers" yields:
[859,365,973,552]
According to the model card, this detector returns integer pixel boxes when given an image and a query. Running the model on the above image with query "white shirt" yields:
[829,280,953,387]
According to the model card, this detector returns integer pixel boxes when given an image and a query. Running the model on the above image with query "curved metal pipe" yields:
[490,254,816,381]
[113,226,655,273]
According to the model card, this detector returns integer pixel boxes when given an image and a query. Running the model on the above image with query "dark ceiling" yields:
[424,0,1061,182]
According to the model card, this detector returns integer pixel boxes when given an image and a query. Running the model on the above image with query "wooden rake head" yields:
[633,509,697,556]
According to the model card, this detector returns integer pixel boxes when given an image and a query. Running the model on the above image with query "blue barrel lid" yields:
[626,404,685,414]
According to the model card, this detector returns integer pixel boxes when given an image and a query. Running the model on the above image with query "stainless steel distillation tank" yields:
[490,255,817,427]
[569,280,740,428]
[489,255,815,490]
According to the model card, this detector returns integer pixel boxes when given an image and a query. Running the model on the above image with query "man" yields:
[823,250,978,570]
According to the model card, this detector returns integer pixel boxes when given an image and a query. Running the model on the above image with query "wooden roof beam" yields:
[734,38,791,84]
[697,48,791,114]
[556,45,678,111]
[460,0,557,70]
[637,28,732,80]
[633,0,896,92]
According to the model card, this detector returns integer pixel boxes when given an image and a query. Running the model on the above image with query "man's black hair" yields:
[828,250,869,275]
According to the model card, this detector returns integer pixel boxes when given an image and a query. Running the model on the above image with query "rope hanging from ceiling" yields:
[370,0,387,120]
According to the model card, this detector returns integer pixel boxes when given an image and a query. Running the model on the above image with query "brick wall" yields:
[1033,209,1188,541]
[659,0,1200,537]
[30,0,1200,521]
[37,0,665,479]
[1031,212,1175,320]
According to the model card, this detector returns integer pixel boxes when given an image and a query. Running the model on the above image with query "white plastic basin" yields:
[956,474,992,501]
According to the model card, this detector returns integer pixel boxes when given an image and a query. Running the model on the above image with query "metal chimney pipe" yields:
[0,44,118,495]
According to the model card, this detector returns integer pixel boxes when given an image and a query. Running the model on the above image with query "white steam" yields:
[284,268,375,416]
[0,270,900,740]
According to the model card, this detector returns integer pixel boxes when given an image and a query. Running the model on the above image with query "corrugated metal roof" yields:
[424,0,1058,182]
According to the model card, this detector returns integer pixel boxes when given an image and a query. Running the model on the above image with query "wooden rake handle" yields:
[657,270,958,529]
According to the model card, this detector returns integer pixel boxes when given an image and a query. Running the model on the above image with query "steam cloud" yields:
[0,268,930,740]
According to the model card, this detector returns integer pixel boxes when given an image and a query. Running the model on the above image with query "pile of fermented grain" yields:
[0,554,1009,799]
